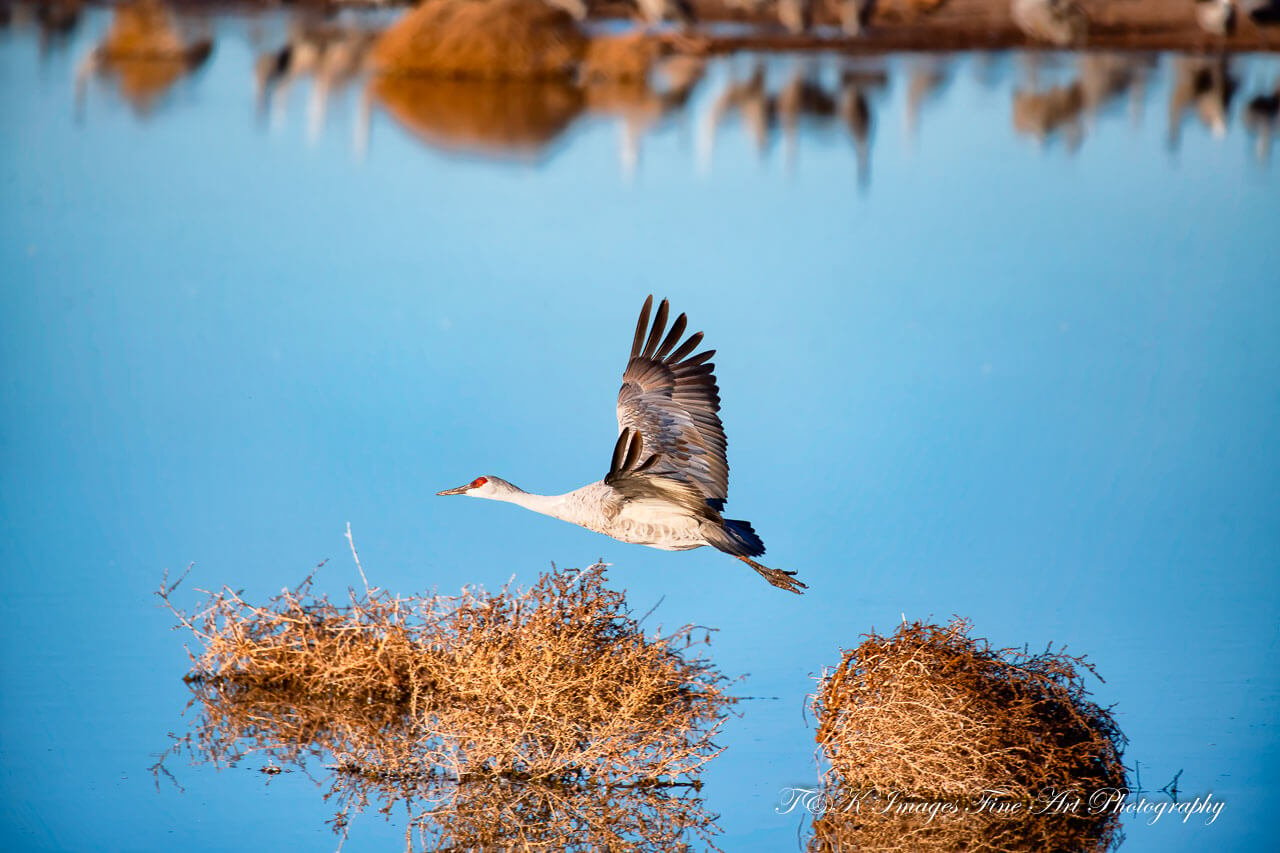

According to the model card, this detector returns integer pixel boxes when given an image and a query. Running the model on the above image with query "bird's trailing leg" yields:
[737,556,807,594]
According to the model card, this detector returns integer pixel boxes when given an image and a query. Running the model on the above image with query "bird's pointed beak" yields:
[436,484,470,496]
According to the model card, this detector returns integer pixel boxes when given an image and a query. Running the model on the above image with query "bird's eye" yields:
[470,477,489,488]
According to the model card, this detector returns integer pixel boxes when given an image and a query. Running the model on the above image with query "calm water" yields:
[2,5,1279,851]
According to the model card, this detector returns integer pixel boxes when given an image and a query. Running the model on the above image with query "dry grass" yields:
[370,0,587,79]
[808,618,1126,852]
[156,562,729,848]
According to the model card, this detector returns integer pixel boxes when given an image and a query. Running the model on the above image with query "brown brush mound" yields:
[812,619,1126,802]
[371,75,584,159]
[370,0,586,79]
[159,563,730,786]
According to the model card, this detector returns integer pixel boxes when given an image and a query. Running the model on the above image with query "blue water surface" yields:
[2,6,1278,851]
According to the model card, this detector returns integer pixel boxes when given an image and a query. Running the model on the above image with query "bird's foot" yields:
[738,556,807,595]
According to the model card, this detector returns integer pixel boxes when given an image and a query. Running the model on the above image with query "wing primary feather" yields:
[683,349,716,368]
[655,313,688,360]
[631,296,653,359]
[625,431,644,470]
[609,429,630,476]
[641,299,670,360]
[668,331,704,363]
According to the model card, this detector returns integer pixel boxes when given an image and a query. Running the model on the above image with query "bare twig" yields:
[344,522,370,593]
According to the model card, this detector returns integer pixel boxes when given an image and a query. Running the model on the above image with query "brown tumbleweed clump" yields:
[156,562,729,848]
[160,563,730,786]
[807,619,1126,851]
[812,618,1125,801]
[370,0,587,79]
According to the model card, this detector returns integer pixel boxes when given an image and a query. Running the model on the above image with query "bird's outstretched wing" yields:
[608,295,729,510]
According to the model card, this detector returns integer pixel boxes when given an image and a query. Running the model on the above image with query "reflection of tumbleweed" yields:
[807,618,1126,852]
[156,562,729,850]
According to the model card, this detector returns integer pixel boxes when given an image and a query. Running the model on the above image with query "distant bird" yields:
[1246,0,1280,25]
[777,0,814,34]
[1011,0,1087,46]
[437,297,807,594]
[634,0,696,28]
[835,0,875,36]
[1195,0,1237,35]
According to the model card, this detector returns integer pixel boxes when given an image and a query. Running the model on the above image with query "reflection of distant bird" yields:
[1077,53,1152,117]
[584,52,705,177]
[1243,81,1278,160]
[777,65,836,131]
[1013,83,1084,147]
[1169,56,1237,144]
[905,58,947,137]
[703,63,775,156]
[255,23,378,140]
[1011,0,1087,46]
[1011,54,1154,149]
[839,69,880,187]
[36,0,83,44]
[776,63,836,167]
[1194,0,1237,35]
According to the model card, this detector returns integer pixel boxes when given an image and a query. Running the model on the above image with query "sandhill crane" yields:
[437,297,807,594]
[633,0,696,28]
[1011,0,1087,46]
[776,0,814,35]
[1195,0,1237,35]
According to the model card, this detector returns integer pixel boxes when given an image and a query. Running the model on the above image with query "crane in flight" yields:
[438,296,807,594]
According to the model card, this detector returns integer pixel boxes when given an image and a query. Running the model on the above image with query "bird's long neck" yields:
[490,486,575,523]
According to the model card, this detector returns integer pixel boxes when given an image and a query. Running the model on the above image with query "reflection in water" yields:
[255,20,379,145]
[155,565,727,849]
[1245,80,1279,161]
[700,60,885,185]
[74,0,211,116]
[3,0,84,54]
[1168,55,1238,145]
[905,56,948,137]
[1013,53,1156,150]
[809,795,1121,853]
[373,75,585,161]
[584,53,705,176]
[9,6,1277,174]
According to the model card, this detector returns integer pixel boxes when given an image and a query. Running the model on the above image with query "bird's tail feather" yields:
[713,519,766,558]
